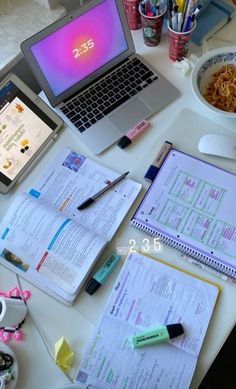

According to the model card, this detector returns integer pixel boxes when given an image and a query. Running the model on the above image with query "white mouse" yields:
[198,134,236,160]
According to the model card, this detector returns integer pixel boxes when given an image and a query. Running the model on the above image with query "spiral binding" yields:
[130,219,236,280]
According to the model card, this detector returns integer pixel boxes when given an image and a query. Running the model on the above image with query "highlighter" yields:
[131,323,184,348]
[85,252,121,295]
[144,141,172,182]
[117,119,149,149]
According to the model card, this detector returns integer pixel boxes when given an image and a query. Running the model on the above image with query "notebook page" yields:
[76,316,197,389]
[29,148,141,241]
[132,150,236,274]
[75,252,219,388]
[0,193,106,298]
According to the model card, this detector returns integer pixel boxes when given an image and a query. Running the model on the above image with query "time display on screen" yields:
[72,38,95,58]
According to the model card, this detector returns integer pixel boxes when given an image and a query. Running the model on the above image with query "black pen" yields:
[77,171,129,210]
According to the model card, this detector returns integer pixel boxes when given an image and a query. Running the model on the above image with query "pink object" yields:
[123,0,141,30]
[1,331,11,343]
[0,287,31,342]
[12,329,23,341]
[0,287,31,301]
[23,290,31,300]
[117,119,149,149]
[139,6,166,47]
[125,119,149,141]
[168,21,196,61]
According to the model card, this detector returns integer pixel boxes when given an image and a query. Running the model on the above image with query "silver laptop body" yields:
[21,0,179,154]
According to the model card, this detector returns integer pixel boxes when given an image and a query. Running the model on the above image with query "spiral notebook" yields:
[131,149,236,280]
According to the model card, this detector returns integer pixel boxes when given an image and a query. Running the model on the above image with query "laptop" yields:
[21,0,180,155]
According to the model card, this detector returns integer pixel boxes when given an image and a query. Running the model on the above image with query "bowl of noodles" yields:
[191,47,236,117]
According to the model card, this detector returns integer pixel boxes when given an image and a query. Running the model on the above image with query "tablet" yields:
[0,73,64,193]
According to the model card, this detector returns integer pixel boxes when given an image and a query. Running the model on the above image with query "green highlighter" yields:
[85,252,121,295]
[132,323,184,348]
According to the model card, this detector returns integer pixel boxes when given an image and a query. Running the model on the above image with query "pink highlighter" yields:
[117,119,149,149]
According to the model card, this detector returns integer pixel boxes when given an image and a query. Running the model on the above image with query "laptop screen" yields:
[30,0,128,97]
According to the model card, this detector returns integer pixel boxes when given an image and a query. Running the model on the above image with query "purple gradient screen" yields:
[31,0,128,96]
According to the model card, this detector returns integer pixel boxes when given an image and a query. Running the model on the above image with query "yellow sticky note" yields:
[54,336,74,373]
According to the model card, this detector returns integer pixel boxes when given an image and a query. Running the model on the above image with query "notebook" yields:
[20,0,179,155]
[130,149,236,280]
[0,148,141,305]
[75,251,220,388]
[192,0,234,46]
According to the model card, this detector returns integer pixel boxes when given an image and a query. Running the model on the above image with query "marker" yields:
[85,252,121,295]
[190,14,195,29]
[184,14,192,32]
[177,12,183,32]
[131,323,184,348]
[77,171,129,210]
[193,3,202,17]
[117,119,149,149]
[144,141,172,182]
[171,11,178,31]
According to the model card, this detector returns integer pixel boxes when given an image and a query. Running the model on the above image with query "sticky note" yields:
[54,336,74,372]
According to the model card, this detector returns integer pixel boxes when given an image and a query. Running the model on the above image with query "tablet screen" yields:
[0,80,57,187]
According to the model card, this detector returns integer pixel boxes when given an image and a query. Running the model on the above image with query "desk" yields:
[0,5,236,388]
[0,0,65,74]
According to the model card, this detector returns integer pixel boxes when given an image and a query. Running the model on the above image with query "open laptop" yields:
[21,0,180,155]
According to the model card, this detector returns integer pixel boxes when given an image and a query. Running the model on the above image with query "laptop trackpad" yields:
[109,98,152,132]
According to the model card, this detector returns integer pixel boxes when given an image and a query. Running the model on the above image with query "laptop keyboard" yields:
[60,57,158,133]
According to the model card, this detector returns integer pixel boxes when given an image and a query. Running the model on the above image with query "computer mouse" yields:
[198,134,236,160]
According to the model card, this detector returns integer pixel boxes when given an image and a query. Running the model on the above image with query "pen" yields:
[77,171,129,210]
[171,8,178,31]
[177,11,183,32]
[184,14,192,32]
[181,0,190,31]
[182,0,193,32]
[193,3,202,17]
[144,141,172,182]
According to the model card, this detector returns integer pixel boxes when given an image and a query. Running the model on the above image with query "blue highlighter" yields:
[85,252,121,295]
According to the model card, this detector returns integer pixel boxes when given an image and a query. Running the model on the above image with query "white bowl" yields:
[0,343,18,389]
[191,46,236,118]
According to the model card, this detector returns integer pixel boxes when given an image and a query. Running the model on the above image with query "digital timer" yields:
[72,38,95,58]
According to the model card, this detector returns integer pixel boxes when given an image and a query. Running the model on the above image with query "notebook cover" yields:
[192,0,235,46]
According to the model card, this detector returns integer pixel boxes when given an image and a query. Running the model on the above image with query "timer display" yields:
[30,0,128,96]
[72,39,95,58]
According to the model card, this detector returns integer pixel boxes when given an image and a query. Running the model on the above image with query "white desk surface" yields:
[1,7,236,389]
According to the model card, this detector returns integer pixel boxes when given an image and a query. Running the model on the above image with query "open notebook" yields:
[131,149,236,280]
[75,252,220,388]
[0,148,141,305]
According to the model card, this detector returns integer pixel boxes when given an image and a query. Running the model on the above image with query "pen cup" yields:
[167,20,196,61]
[139,6,166,47]
[123,0,141,30]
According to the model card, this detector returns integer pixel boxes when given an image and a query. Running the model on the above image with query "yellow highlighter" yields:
[176,0,184,12]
